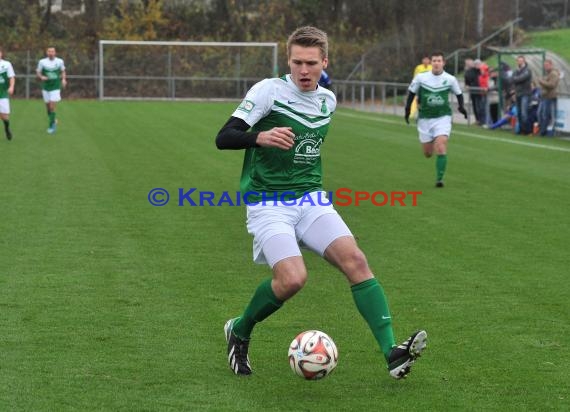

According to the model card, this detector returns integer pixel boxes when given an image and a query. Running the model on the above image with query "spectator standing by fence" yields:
[512,55,532,135]
[464,58,482,125]
[537,59,560,136]
[475,59,490,126]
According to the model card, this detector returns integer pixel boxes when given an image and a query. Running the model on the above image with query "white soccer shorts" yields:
[246,191,353,267]
[0,98,10,114]
[417,115,452,143]
[42,90,62,103]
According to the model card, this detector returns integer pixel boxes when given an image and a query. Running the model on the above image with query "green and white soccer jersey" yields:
[37,57,65,91]
[232,75,336,201]
[0,59,15,99]
[409,71,462,119]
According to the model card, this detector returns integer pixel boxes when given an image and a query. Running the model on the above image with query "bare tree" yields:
[41,0,53,33]
[84,0,99,44]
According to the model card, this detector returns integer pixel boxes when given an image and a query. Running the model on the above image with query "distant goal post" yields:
[98,40,279,100]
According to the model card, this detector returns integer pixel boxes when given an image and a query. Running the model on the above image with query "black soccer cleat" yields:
[224,318,253,376]
[435,181,444,188]
[6,130,12,140]
[388,330,427,379]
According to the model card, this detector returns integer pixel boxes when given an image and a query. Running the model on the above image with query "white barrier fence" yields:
[556,96,570,133]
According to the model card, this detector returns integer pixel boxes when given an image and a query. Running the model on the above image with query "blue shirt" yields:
[319,70,332,88]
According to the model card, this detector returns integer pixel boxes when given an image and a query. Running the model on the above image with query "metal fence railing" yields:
[14,73,270,100]
[333,80,409,115]
[333,80,487,121]
[10,74,570,134]
[445,18,523,75]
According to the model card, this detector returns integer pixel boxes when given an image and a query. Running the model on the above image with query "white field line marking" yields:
[336,111,570,153]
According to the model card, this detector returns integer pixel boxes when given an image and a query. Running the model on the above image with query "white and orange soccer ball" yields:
[288,330,338,380]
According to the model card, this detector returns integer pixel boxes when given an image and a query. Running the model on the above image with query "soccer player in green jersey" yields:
[405,51,468,188]
[36,47,66,134]
[0,48,15,140]
[216,26,427,380]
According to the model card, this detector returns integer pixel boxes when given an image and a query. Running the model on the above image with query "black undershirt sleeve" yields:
[405,92,416,110]
[215,116,259,150]
[456,93,465,108]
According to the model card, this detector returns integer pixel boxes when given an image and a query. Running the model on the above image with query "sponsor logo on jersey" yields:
[238,99,255,113]
[320,97,328,114]
[427,94,445,106]
[294,131,322,164]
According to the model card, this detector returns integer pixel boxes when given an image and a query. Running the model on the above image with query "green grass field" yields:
[1,100,569,411]
[481,27,570,73]
[527,28,570,63]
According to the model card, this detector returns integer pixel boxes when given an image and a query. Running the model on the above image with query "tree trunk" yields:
[41,0,52,33]
[85,0,99,44]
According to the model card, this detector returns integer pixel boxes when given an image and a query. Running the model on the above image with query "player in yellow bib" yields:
[410,55,432,118]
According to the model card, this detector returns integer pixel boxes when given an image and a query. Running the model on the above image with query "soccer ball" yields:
[288,330,338,380]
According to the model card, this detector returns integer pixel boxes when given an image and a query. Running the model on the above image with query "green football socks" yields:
[232,277,397,362]
[48,112,56,127]
[351,278,396,361]
[436,154,447,181]
[232,278,283,339]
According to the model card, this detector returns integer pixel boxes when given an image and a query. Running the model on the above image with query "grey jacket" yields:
[513,64,532,96]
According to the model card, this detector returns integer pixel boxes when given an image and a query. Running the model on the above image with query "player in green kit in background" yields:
[0,48,15,140]
[0,48,16,140]
[216,26,427,380]
[405,51,467,188]
[36,47,66,134]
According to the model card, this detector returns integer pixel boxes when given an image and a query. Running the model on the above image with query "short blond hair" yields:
[287,26,328,59]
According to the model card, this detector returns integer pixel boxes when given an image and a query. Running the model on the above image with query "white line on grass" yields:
[336,110,570,153]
